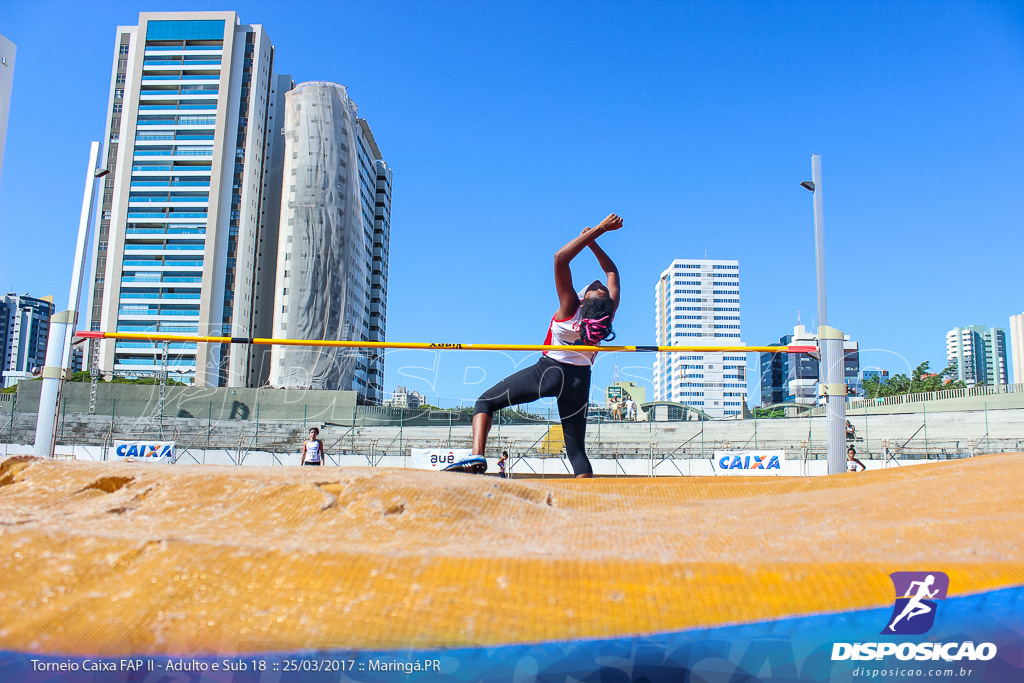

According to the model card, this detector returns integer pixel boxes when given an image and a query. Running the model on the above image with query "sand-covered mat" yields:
[0,454,1022,656]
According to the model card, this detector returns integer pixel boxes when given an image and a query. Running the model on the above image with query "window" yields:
[119,44,130,55]
[115,89,124,99]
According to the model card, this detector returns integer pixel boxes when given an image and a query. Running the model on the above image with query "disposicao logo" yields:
[883,571,948,635]
[832,571,998,662]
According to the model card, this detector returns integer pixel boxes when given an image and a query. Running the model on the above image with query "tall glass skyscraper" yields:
[653,259,746,418]
[85,12,289,387]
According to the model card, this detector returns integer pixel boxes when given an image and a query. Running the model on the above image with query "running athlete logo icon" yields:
[883,571,949,635]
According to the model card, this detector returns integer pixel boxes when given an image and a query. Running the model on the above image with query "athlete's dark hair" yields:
[578,297,616,345]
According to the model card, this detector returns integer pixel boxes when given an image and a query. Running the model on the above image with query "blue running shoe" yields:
[442,456,487,475]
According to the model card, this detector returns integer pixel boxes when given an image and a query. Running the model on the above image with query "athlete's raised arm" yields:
[553,213,622,320]
[585,230,620,313]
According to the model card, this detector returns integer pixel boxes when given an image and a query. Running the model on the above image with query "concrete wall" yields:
[14,381,358,421]
[0,441,943,477]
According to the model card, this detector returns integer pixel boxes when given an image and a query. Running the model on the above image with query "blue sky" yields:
[1,1,1022,408]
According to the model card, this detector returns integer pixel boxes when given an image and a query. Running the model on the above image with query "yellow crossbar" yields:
[77,331,816,354]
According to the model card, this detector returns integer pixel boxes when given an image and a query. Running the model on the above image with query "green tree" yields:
[862,362,965,399]
[753,406,785,419]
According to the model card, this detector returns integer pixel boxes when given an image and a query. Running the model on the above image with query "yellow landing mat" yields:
[0,454,1021,655]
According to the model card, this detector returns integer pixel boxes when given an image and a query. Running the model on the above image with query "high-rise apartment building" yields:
[268,82,391,402]
[758,324,860,406]
[0,34,15,189]
[653,259,746,418]
[946,325,1007,386]
[85,12,290,387]
[1011,313,1024,386]
[1,293,54,388]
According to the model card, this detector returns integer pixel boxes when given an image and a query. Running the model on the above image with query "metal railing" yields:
[809,382,1024,416]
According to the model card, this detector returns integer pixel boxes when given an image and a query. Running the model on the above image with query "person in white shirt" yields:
[302,427,325,466]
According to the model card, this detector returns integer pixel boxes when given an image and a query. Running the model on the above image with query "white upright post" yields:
[807,154,846,474]
[33,142,103,458]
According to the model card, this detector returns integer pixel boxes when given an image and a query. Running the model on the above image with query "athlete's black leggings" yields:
[474,356,593,476]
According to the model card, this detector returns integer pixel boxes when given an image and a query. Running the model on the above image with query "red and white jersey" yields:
[543,308,598,366]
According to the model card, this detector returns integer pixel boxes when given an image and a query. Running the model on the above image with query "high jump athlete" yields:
[446,213,623,477]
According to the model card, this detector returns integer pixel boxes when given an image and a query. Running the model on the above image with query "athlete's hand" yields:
[595,213,623,232]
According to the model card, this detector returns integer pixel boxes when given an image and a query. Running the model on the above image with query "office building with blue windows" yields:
[1,293,53,388]
[86,12,290,387]
[758,324,861,406]
[862,369,889,384]
[653,259,746,418]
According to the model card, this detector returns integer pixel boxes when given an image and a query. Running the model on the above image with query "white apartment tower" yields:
[946,325,1008,386]
[85,12,290,387]
[268,83,391,403]
[653,259,746,418]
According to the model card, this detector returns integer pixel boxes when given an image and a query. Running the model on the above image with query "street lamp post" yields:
[33,142,107,458]
[802,154,847,475]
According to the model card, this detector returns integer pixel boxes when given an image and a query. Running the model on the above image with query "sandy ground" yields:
[0,453,1021,655]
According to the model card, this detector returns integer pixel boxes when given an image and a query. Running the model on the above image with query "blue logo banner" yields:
[1,585,1021,682]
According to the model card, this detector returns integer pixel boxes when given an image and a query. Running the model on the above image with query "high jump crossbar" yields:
[77,331,817,355]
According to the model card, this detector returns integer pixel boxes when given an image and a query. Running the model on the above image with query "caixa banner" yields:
[410,448,471,471]
[110,441,175,463]
[714,450,785,474]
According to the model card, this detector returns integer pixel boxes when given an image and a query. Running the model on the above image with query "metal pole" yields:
[923,404,928,458]
[159,341,168,439]
[806,155,845,474]
[34,141,103,457]
[811,154,827,329]
[984,401,989,452]
[864,404,869,458]
[88,339,100,415]
[820,327,847,474]
[254,401,260,452]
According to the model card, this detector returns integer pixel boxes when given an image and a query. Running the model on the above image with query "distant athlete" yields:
[888,574,939,631]
[497,451,509,478]
[302,427,325,466]
[445,214,623,477]
[847,446,866,472]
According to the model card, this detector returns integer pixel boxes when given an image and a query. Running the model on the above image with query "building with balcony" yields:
[946,325,1008,386]
[85,12,290,387]
[268,82,391,403]
[383,386,423,409]
[653,259,746,418]
[1,293,53,388]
